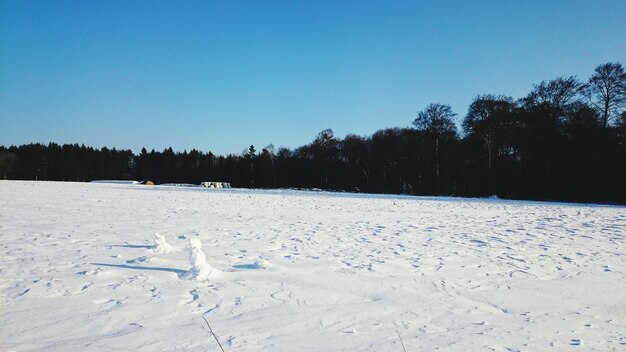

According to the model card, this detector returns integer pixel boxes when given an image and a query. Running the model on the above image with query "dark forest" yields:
[2,63,625,203]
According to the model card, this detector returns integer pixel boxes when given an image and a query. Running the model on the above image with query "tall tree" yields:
[523,76,581,115]
[261,144,277,187]
[581,63,626,198]
[582,62,626,129]
[371,128,403,192]
[0,148,18,179]
[518,77,583,198]
[413,103,457,193]
[311,129,338,187]
[464,95,516,194]
[340,134,370,191]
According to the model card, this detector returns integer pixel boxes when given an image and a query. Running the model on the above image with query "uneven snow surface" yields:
[1,181,625,351]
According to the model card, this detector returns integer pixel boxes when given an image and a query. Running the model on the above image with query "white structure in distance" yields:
[200,181,231,188]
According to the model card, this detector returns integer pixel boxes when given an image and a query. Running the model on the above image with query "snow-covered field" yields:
[1,181,625,351]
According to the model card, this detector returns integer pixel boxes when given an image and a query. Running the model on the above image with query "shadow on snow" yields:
[91,262,187,277]
[109,244,153,249]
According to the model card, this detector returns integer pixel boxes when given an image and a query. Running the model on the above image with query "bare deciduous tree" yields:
[413,103,457,193]
[582,62,626,129]
[464,95,516,194]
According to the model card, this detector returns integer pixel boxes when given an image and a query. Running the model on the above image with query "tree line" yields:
[1,62,625,202]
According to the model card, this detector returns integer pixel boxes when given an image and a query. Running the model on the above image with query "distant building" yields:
[200,181,231,188]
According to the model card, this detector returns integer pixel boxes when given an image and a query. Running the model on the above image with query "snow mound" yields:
[183,238,212,281]
[151,232,177,254]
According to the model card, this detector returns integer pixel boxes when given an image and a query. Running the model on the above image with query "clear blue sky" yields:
[1,0,625,155]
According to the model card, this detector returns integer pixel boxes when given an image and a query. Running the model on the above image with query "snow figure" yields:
[185,238,212,281]
[151,232,176,254]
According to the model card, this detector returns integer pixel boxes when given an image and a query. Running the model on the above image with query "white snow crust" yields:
[0,181,625,351]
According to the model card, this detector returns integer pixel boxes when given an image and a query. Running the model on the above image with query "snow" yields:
[183,238,213,281]
[0,180,625,351]
[90,180,139,185]
[151,232,177,254]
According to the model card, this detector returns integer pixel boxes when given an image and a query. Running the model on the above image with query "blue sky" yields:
[1,0,625,155]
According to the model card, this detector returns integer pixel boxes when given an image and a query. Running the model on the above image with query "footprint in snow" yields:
[148,287,160,298]
[126,256,150,264]
[570,338,583,346]
[189,288,200,302]
[179,288,201,305]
